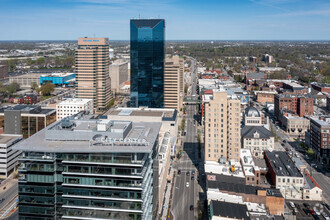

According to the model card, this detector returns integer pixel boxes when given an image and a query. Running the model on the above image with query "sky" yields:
[0,0,330,40]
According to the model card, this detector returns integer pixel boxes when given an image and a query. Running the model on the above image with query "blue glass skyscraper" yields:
[130,19,165,108]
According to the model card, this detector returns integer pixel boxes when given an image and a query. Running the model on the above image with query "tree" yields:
[38,83,55,96]
[31,82,38,91]
[184,85,188,94]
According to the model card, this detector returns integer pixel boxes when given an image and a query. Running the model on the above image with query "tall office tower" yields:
[75,38,112,111]
[130,19,165,108]
[164,56,184,111]
[16,115,161,220]
[204,90,241,162]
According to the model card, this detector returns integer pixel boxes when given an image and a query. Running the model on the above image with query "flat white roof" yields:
[57,98,93,105]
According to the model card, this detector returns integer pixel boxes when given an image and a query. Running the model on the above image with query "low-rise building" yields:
[274,94,314,118]
[265,151,304,200]
[0,105,56,138]
[241,126,274,158]
[206,172,284,215]
[40,72,75,86]
[311,82,330,93]
[280,111,310,137]
[0,134,22,178]
[56,98,93,120]
[255,91,276,104]
[303,170,322,201]
[9,73,41,88]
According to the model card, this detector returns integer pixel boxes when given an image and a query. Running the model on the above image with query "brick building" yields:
[17,94,39,104]
[274,94,314,118]
[310,117,330,166]
[255,91,276,104]
[311,82,330,93]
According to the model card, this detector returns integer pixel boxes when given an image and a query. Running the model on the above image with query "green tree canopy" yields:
[38,83,55,96]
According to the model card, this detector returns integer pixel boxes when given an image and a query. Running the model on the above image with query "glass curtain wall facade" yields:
[130,19,165,108]
[18,151,157,220]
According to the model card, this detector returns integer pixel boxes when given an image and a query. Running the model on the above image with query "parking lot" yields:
[286,200,330,220]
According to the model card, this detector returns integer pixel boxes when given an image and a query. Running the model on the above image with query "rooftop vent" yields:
[61,119,74,129]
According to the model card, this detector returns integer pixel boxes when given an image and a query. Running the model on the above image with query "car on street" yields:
[190,205,194,211]
[304,208,310,215]
[303,203,310,208]
[322,212,330,220]
[191,176,194,180]
[0,198,4,203]
[322,202,330,210]
[186,182,190,187]
[186,171,190,176]
[192,170,195,175]
[178,170,181,175]
[289,202,295,209]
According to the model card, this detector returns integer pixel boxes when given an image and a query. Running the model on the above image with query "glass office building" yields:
[16,116,161,220]
[130,19,165,108]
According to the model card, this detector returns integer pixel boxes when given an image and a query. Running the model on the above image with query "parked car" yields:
[190,205,194,211]
[186,171,190,176]
[186,182,190,187]
[192,170,195,175]
[178,170,181,175]
[191,176,194,181]
[0,198,4,203]
[289,202,295,209]
[322,212,330,220]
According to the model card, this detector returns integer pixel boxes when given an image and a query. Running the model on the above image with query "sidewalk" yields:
[160,165,175,220]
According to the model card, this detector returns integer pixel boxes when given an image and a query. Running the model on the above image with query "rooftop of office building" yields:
[57,98,92,105]
[14,113,161,153]
[265,151,303,177]
[0,134,22,146]
[108,107,177,121]
[0,104,55,115]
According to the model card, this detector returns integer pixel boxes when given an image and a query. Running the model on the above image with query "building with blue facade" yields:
[130,19,165,108]
[40,73,75,86]
[15,114,161,220]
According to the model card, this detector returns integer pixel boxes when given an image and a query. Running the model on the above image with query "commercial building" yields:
[9,73,41,88]
[0,105,56,138]
[310,117,330,166]
[130,19,165,108]
[280,112,310,137]
[303,170,323,201]
[264,151,304,200]
[274,94,314,118]
[40,72,75,86]
[204,90,241,162]
[209,200,249,220]
[255,91,276,104]
[0,134,22,178]
[15,115,161,220]
[0,64,8,80]
[164,56,184,111]
[56,98,93,120]
[109,59,129,95]
[311,82,330,93]
[206,171,284,215]
[241,126,274,158]
[106,107,178,212]
[75,37,112,111]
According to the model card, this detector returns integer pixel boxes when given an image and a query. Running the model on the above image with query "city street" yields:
[171,57,201,220]
[0,174,18,219]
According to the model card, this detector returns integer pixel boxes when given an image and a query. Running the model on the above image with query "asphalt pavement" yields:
[171,57,200,220]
